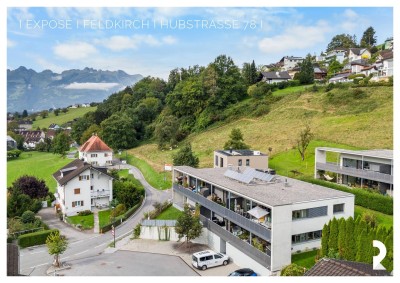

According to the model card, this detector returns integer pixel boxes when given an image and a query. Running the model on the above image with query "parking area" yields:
[120,239,240,276]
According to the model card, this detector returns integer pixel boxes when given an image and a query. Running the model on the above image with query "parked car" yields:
[192,250,229,270]
[228,268,258,276]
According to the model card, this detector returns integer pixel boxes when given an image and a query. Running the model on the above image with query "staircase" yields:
[93,209,100,233]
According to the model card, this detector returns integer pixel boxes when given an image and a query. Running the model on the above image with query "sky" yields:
[7,7,393,79]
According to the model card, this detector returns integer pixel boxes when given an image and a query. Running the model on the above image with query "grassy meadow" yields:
[32,106,96,129]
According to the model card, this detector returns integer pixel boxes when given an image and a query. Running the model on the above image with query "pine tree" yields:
[337,218,346,258]
[321,223,330,256]
[356,229,369,263]
[366,227,376,264]
[382,230,393,272]
[223,128,250,150]
[344,217,356,261]
[297,54,314,84]
[375,226,387,243]
[172,143,199,168]
[328,218,339,253]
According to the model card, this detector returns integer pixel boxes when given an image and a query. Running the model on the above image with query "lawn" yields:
[291,249,319,269]
[117,169,145,190]
[155,206,183,220]
[272,84,313,97]
[32,106,97,129]
[124,151,172,190]
[7,151,72,192]
[67,214,94,230]
[98,209,111,227]
[354,205,393,229]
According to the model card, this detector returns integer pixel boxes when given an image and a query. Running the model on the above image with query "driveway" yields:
[37,207,93,242]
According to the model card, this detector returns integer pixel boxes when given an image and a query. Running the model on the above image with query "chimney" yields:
[229,147,233,154]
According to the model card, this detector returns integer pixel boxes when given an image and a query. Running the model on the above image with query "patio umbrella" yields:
[247,206,269,219]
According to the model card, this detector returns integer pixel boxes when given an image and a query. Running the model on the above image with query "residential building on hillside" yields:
[79,134,113,166]
[15,130,45,149]
[350,59,370,74]
[172,166,354,275]
[7,135,17,150]
[315,147,393,196]
[17,120,33,130]
[279,56,304,71]
[360,65,378,77]
[377,50,393,77]
[214,149,269,171]
[325,49,347,64]
[314,67,328,80]
[384,37,393,50]
[261,71,291,84]
[53,158,114,217]
[328,72,351,83]
[348,48,371,62]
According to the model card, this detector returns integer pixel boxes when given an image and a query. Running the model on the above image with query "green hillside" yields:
[32,106,97,129]
[129,85,393,173]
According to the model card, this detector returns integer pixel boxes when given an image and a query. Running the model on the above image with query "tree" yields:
[54,109,60,116]
[154,115,180,149]
[113,181,144,208]
[22,110,28,118]
[337,218,346,258]
[7,132,24,150]
[382,230,393,271]
[242,60,258,86]
[297,54,314,84]
[36,137,52,152]
[12,175,49,199]
[100,113,138,150]
[360,26,377,48]
[7,187,42,217]
[355,229,369,263]
[61,108,68,113]
[296,124,313,161]
[328,218,339,253]
[361,211,377,228]
[343,217,356,260]
[327,58,343,78]
[40,110,49,119]
[172,143,199,168]
[80,124,101,145]
[21,210,36,223]
[326,33,358,52]
[223,128,250,150]
[70,112,96,144]
[280,263,306,276]
[46,230,68,267]
[52,132,70,156]
[321,223,330,257]
[174,204,203,245]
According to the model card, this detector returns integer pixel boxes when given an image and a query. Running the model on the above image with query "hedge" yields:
[100,196,144,233]
[18,229,58,248]
[298,177,393,215]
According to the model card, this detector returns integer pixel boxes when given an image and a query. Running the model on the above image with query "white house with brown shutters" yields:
[53,159,114,217]
[79,134,113,167]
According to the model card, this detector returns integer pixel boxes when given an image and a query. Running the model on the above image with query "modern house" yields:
[261,71,291,84]
[350,59,370,74]
[325,49,347,64]
[213,149,269,171]
[53,158,114,216]
[172,166,354,275]
[7,135,17,150]
[328,72,351,83]
[377,50,393,77]
[348,48,371,62]
[79,134,113,167]
[315,147,393,196]
[279,56,304,71]
[17,120,33,130]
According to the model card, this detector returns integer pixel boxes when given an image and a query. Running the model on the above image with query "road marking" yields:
[70,240,83,245]
[30,250,45,255]
[94,242,108,249]
[30,262,48,268]
[61,256,70,260]
[75,249,89,256]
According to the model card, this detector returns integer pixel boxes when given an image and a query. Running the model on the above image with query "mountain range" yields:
[7,67,143,113]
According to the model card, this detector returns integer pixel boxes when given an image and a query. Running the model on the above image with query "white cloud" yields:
[53,42,97,60]
[258,21,332,54]
[340,9,369,33]
[162,36,177,45]
[97,34,177,51]
[64,82,120,90]
[7,39,16,48]
[46,7,132,20]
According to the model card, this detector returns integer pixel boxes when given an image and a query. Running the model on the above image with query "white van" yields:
[192,250,229,270]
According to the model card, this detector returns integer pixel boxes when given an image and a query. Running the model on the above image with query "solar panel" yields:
[224,169,252,184]
[224,167,275,184]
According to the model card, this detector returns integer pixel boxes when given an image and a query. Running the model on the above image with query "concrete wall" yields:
[213,152,268,171]
[140,226,182,241]
[270,205,292,272]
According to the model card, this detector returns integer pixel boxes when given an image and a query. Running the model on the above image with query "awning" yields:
[247,206,269,219]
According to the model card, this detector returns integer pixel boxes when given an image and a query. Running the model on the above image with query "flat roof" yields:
[174,166,353,207]
[215,150,267,157]
[316,147,393,160]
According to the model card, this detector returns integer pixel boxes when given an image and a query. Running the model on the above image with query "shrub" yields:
[348,74,365,79]
[298,177,393,214]
[77,210,93,216]
[21,210,36,224]
[110,204,126,219]
[133,223,141,239]
[361,212,377,228]
[281,263,306,276]
[18,229,58,248]
[325,83,334,92]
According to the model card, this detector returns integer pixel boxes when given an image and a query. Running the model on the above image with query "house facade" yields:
[350,59,370,74]
[315,147,393,196]
[348,48,371,62]
[325,49,347,64]
[279,56,304,71]
[7,135,17,150]
[261,71,291,84]
[79,135,113,166]
[53,159,114,216]
[214,149,269,171]
[172,166,354,275]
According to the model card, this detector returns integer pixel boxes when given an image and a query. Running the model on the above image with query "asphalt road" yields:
[19,164,172,276]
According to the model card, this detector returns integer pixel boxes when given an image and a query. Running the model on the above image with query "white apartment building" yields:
[53,159,114,216]
[79,134,113,166]
[172,166,354,275]
[279,56,304,71]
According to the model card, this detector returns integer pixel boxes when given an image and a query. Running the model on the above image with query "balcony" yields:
[199,215,271,269]
[316,162,393,184]
[173,184,271,242]
[91,190,110,198]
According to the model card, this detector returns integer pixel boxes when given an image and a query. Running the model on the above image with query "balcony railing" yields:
[316,162,393,184]
[91,190,110,198]
[199,215,271,269]
[174,184,271,242]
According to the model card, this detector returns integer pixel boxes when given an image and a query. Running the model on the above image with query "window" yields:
[205,256,213,261]
[72,200,84,207]
[91,154,97,157]
[104,153,108,157]
[292,206,327,220]
[215,155,218,166]
[90,186,93,191]
[74,188,80,194]
[91,173,94,178]
[91,161,97,165]
[220,157,224,167]
[246,159,250,166]
[292,209,308,219]
[333,203,345,214]
[238,159,242,166]
[292,230,322,244]
[214,254,223,259]
[79,175,89,181]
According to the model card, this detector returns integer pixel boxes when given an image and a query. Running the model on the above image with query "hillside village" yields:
[7,27,394,277]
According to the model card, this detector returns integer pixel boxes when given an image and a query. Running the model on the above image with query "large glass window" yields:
[292,230,322,244]
[292,209,309,219]
[333,203,344,214]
